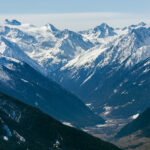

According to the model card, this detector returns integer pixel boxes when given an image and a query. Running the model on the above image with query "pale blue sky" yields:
[0,0,150,30]
[0,0,150,14]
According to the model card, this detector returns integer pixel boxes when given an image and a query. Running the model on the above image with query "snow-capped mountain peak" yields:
[94,23,112,31]
[122,22,147,31]
[137,21,146,27]
[80,23,117,45]
[45,23,60,32]
[93,23,117,38]
[5,19,21,26]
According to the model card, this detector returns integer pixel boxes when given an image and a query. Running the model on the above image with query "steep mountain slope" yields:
[115,107,150,150]
[0,36,44,74]
[99,58,150,119]
[0,54,104,127]
[0,91,121,150]
[116,107,150,138]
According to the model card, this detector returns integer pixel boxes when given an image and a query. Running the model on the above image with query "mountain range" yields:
[0,19,150,149]
[51,22,150,122]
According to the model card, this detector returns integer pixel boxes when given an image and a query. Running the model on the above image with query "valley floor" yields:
[83,116,143,150]
[84,117,127,140]
[114,132,150,150]
[84,117,150,150]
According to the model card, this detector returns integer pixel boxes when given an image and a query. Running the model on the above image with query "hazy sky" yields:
[0,0,150,30]
[0,0,150,14]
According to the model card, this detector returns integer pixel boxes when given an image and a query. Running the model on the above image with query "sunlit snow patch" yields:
[131,113,139,119]
[86,103,91,107]
[21,78,29,83]
[62,122,74,127]
[103,106,112,115]
[3,136,8,141]
[96,124,108,128]
[86,103,94,110]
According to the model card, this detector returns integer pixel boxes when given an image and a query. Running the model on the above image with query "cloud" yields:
[0,12,150,31]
